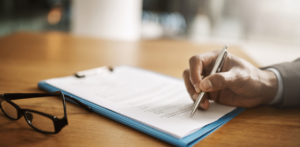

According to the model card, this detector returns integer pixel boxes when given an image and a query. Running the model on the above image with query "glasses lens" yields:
[25,111,55,133]
[1,101,18,119]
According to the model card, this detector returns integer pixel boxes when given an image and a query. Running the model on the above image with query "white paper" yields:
[45,66,236,139]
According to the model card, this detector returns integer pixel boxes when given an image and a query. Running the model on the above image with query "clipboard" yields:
[38,66,245,147]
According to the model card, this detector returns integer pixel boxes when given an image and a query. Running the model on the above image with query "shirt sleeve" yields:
[265,68,283,105]
[261,58,300,107]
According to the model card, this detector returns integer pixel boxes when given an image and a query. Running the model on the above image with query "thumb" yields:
[200,71,234,92]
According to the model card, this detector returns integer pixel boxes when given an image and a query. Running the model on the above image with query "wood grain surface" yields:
[0,32,299,147]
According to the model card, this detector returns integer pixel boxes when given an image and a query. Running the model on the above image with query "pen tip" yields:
[190,112,195,118]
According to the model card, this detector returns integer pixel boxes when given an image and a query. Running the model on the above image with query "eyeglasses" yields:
[0,91,92,134]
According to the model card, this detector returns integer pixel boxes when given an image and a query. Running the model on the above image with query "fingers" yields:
[183,69,198,99]
[183,69,210,110]
[188,51,221,93]
[200,71,235,92]
[189,56,203,93]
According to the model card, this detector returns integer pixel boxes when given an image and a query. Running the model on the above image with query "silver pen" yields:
[190,45,228,118]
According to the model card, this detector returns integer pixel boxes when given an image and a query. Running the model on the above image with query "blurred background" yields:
[1,0,300,66]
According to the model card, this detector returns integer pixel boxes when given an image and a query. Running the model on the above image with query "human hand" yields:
[183,50,278,110]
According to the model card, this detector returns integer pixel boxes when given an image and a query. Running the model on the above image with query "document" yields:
[45,66,236,139]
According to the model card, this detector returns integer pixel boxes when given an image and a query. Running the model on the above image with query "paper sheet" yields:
[45,66,235,139]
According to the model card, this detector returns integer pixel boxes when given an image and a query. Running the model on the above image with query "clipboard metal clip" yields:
[75,66,113,78]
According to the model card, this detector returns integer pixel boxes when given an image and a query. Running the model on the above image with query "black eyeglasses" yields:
[0,91,92,134]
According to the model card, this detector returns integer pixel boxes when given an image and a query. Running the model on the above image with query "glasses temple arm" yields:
[3,93,59,99]
[2,93,93,112]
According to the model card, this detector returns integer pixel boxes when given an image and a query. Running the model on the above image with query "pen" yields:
[190,45,228,118]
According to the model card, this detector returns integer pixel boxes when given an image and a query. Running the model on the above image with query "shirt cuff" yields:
[266,68,283,105]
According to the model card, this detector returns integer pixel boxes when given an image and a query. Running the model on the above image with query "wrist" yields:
[259,70,278,104]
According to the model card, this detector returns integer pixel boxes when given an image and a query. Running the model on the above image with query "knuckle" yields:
[189,55,201,65]
[183,69,190,77]
[183,69,189,75]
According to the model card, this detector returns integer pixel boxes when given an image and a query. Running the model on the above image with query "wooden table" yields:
[0,32,299,147]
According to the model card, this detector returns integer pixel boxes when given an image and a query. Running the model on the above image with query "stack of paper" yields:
[39,66,244,146]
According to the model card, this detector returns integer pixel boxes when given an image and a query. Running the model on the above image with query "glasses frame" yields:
[0,91,92,134]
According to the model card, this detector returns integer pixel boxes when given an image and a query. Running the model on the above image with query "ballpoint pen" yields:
[190,45,228,118]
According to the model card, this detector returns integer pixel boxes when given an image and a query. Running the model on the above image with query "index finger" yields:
[189,50,221,93]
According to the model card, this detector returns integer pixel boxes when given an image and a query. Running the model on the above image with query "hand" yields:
[183,50,278,110]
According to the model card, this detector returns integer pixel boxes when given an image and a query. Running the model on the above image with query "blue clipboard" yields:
[38,81,244,147]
